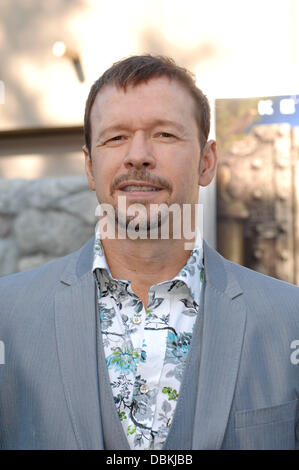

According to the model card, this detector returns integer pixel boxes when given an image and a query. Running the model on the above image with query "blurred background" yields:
[1,0,299,283]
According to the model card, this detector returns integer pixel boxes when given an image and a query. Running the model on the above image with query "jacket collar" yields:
[203,240,243,299]
[59,235,96,286]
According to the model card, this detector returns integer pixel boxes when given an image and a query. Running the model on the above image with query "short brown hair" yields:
[84,54,210,159]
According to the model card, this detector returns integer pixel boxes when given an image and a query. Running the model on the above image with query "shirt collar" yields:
[93,235,112,275]
[92,229,204,305]
[168,244,204,305]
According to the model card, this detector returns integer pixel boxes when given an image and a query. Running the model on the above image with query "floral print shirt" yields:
[92,233,204,450]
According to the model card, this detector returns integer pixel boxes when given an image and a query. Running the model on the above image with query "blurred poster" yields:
[215,95,299,285]
[216,95,299,151]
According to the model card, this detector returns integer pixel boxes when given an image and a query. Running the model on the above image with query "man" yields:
[0,55,298,450]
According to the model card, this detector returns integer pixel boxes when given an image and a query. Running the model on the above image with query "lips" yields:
[117,181,164,192]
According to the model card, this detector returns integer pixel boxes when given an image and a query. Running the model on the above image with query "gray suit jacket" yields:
[0,236,298,449]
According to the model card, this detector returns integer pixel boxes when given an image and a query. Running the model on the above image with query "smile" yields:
[117,181,165,193]
[122,185,161,192]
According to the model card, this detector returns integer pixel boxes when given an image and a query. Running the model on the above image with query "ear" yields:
[83,145,96,191]
[198,140,217,187]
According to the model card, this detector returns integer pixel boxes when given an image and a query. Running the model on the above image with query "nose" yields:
[123,131,156,170]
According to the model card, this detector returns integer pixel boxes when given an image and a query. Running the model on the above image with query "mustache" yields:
[110,171,172,194]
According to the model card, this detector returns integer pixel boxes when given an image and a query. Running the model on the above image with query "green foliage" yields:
[162,386,179,401]
[127,425,136,435]
[118,411,127,421]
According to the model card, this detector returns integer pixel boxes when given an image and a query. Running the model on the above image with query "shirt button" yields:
[140,384,149,394]
[133,316,141,325]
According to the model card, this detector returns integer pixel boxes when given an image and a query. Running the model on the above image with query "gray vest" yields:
[95,280,206,450]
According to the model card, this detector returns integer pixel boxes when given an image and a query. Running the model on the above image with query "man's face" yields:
[84,76,213,231]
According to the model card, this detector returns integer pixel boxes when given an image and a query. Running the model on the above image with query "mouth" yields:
[117,181,164,196]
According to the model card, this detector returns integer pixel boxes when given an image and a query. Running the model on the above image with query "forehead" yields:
[89,76,197,132]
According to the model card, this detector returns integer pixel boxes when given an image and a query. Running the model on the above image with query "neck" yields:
[101,236,195,288]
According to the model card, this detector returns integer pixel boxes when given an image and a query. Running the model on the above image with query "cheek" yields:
[92,157,114,188]
[174,163,199,200]
[173,156,199,185]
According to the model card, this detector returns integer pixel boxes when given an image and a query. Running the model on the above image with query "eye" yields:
[156,132,176,139]
[159,132,174,137]
[103,135,127,145]
[109,135,125,142]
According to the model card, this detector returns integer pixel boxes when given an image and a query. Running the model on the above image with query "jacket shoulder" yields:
[224,255,299,295]
[204,241,299,297]
[0,241,86,314]
[0,250,72,288]
[219,254,299,325]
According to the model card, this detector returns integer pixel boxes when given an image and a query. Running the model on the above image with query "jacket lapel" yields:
[55,236,104,449]
[192,241,247,449]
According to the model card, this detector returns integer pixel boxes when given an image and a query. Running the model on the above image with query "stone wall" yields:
[0,176,98,277]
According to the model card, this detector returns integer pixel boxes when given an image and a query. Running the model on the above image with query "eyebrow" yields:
[96,119,186,141]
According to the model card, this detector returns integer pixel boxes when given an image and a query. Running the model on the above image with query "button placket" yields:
[132,292,170,438]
